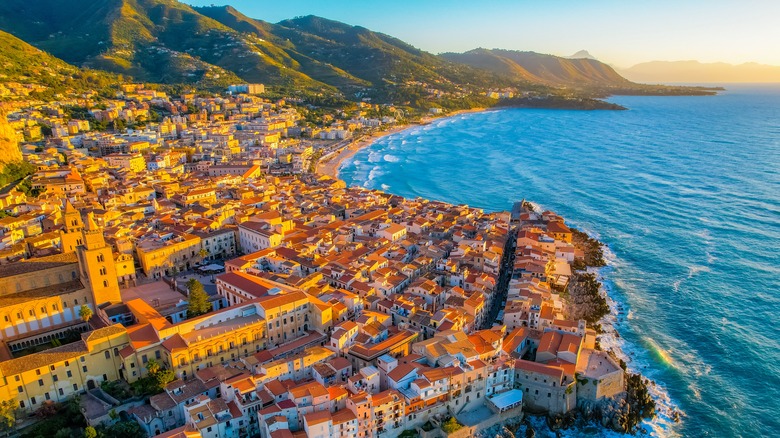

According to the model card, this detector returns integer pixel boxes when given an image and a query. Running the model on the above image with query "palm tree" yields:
[198,248,209,263]
[79,305,93,322]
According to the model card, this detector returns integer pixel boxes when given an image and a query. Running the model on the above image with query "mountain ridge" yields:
[0,1,636,94]
[441,48,630,87]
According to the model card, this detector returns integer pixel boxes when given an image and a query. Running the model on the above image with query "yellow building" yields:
[120,299,268,382]
[0,325,129,412]
[135,232,202,278]
[104,153,146,172]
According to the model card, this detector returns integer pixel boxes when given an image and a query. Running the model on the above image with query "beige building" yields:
[135,232,202,278]
[0,325,129,412]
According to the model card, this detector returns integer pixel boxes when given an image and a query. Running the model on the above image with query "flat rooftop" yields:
[120,280,187,309]
[488,389,524,411]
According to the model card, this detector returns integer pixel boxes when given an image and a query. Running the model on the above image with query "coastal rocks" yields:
[476,417,523,438]
[572,374,656,434]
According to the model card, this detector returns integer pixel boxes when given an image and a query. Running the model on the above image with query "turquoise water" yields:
[340,85,780,437]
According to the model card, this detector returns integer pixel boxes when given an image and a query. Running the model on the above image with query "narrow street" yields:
[481,226,517,329]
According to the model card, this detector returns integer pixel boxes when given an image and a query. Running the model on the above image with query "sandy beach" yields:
[315,107,488,180]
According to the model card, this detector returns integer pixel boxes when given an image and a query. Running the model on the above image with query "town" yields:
[0,82,638,438]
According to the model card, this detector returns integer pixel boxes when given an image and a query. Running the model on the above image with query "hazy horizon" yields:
[185,0,780,69]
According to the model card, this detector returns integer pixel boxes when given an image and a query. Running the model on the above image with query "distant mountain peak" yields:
[566,50,596,60]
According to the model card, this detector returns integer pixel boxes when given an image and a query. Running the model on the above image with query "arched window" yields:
[103,280,109,288]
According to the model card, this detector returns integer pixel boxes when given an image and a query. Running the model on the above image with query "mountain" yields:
[566,50,597,60]
[197,9,507,93]
[441,48,630,87]
[0,0,275,89]
[0,1,505,95]
[0,1,717,100]
[620,60,780,83]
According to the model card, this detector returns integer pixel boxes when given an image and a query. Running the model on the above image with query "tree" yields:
[0,400,17,433]
[198,248,209,261]
[145,358,161,376]
[103,420,146,438]
[441,417,462,434]
[79,305,93,322]
[154,368,175,390]
[135,360,176,396]
[84,426,97,438]
[186,279,211,317]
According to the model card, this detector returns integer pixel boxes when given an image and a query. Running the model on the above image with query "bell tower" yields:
[76,212,122,306]
[60,200,84,253]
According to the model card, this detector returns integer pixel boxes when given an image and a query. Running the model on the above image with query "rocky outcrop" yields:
[0,107,22,170]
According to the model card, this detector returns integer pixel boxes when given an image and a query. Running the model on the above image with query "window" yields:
[142,355,148,364]
[58,388,64,396]
[82,366,87,373]
[17,386,23,393]
[73,384,78,391]
[45,393,50,401]
[31,397,36,405]
[155,351,161,360]
[29,310,35,317]
[103,280,109,288]
[53,375,59,382]
[67,371,72,378]
[36,369,41,376]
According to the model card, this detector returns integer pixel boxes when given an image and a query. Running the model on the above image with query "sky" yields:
[185,0,780,68]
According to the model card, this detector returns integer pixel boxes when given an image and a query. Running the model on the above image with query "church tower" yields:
[60,200,84,253]
[76,212,122,306]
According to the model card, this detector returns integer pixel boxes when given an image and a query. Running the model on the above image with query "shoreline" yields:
[315,107,490,180]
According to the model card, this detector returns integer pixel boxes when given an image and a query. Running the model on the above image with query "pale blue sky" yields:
[185,0,780,67]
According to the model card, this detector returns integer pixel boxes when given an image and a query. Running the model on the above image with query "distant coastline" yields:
[318,85,725,181]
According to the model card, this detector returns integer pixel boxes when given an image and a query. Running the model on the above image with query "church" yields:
[0,201,122,357]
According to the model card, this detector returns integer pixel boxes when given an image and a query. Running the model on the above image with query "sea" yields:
[339,85,780,437]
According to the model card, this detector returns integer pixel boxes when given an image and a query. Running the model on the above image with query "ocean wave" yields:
[367,150,383,163]
[592,245,683,437]
[383,154,400,163]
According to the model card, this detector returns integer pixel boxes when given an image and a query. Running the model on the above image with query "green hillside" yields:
[0,29,121,100]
